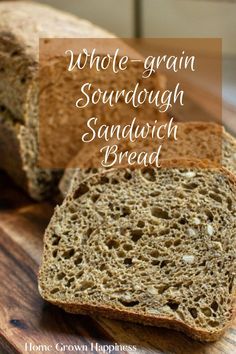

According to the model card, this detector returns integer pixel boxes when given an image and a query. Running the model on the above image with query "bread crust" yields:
[44,299,233,342]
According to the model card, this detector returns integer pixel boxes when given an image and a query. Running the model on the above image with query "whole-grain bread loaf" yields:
[59,122,236,197]
[39,161,236,341]
[0,1,112,199]
[0,1,165,199]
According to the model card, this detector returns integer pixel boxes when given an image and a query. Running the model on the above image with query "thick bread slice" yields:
[39,161,236,341]
[59,122,236,197]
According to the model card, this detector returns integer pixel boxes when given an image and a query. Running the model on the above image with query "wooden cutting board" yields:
[0,171,235,354]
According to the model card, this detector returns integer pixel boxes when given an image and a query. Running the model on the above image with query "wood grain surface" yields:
[0,170,235,354]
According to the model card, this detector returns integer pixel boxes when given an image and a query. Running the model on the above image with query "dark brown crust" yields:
[46,299,233,342]
[38,159,236,342]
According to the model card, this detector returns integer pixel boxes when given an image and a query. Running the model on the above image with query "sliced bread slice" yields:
[59,122,236,197]
[39,161,236,341]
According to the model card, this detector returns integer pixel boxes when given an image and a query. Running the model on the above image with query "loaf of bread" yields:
[59,122,236,197]
[0,1,165,199]
[0,1,110,198]
[39,161,236,341]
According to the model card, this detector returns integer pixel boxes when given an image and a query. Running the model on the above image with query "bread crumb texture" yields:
[39,166,236,341]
